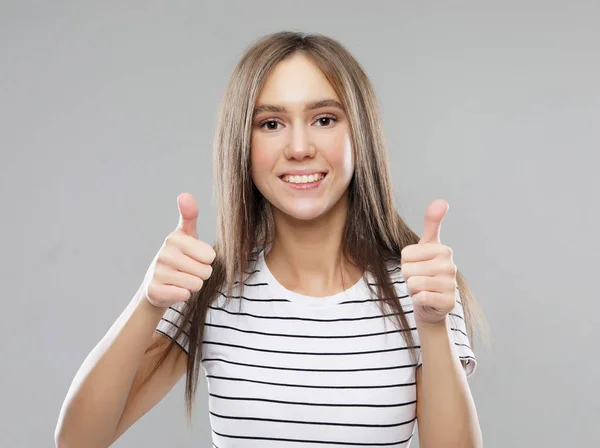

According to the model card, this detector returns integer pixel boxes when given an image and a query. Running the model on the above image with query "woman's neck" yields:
[264,194,363,297]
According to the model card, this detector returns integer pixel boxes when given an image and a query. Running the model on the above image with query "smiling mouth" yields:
[279,173,327,184]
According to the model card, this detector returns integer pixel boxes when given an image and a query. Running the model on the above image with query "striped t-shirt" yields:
[156,246,477,447]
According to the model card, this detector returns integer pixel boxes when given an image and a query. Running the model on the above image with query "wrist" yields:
[135,286,169,316]
[416,314,450,335]
[417,315,461,365]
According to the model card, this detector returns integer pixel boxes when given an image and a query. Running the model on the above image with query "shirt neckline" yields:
[256,246,370,307]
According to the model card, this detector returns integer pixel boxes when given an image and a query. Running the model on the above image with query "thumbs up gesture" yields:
[142,193,216,308]
[400,199,458,328]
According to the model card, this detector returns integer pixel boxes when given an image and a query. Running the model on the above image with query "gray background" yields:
[2,1,598,447]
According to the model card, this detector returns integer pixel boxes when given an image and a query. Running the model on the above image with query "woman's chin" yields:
[277,204,331,222]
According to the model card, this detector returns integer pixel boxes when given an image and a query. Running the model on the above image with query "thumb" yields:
[418,199,449,244]
[176,192,199,238]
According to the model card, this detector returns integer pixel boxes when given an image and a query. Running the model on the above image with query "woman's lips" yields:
[278,173,327,190]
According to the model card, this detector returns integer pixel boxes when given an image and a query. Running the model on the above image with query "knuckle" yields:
[156,250,171,266]
[152,265,165,281]
[202,242,216,263]
[147,282,159,298]
[401,264,410,277]
[192,240,215,263]
[165,232,178,246]
[446,277,457,290]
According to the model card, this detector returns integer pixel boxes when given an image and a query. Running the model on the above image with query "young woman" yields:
[56,31,485,448]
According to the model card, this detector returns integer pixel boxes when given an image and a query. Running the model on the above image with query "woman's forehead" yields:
[256,54,340,107]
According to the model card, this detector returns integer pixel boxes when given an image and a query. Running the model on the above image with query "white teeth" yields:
[282,173,325,184]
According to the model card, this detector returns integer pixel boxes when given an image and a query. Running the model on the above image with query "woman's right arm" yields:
[55,192,215,448]
[54,285,187,448]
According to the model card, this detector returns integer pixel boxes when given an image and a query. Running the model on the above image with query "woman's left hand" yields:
[400,199,458,328]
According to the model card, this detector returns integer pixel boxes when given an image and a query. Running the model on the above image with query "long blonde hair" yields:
[143,30,487,424]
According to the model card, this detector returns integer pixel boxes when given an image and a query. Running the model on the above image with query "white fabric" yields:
[156,246,477,447]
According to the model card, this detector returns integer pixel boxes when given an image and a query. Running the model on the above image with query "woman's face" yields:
[250,53,354,222]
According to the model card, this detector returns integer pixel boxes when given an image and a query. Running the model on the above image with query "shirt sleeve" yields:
[416,288,478,377]
[155,300,192,355]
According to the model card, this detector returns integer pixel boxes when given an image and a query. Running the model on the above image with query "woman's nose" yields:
[285,124,315,160]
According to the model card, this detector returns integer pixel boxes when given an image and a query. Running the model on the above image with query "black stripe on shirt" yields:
[155,329,188,353]
[162,319,468,345]
[201,357,418,373]
[209,410,417,428]
[207,306,408,323]
[205,374,417,390]
[212,429,413,446]
[160,317,189,338]
[339,295,409,305]
[449,312,465,321]
[202,340,420,356]
[216,290,291,302]
[210,393,417,408]
[205,322,418,339]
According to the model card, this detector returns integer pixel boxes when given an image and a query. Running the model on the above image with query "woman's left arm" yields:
[400,199,483,448]
[415,318,483,448]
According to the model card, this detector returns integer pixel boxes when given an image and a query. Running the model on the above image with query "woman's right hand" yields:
[141,192,216,309]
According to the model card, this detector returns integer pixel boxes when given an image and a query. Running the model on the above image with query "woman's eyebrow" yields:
[253,98,344,116]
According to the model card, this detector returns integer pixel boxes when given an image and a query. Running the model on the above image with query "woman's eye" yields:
[259,120,282,131]
[315,116,337,127]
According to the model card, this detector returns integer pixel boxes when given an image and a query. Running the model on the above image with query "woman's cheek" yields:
[330,136,354,175]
